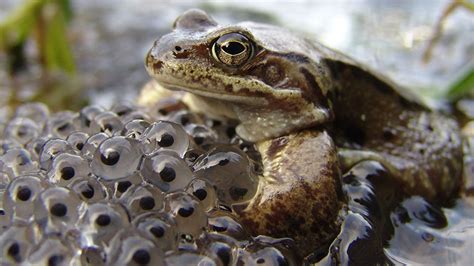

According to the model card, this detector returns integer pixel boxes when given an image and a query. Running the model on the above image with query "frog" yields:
[144,9,464,258]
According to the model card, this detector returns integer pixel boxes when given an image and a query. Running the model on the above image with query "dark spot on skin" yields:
[300,67,329,109]
[225,84,233,92]
[173,49,191,59]
[267,136,289,158]
[153,61,163,71]
[282,53,311,64]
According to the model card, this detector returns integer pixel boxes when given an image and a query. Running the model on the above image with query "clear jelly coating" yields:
[39,139,75,171]
[45,111,78,139]
[141,150,194,193]
[0,102,320,265]
[133,213,178,253]
[193,145,258,206]
[91,136,143,181]
[47,153,90,185]
[1,148,38,177]
[107,231,165,266]
[4,117,41,145]
[185,178,217,212]
[164,191,208,237]
[79,202,130,246]
[3,175,47,223]
[141,121,190,157]
[66,131,89,153]
[119,184,164,218]
[89,111,124,136]
[122,119,151,139]
[33,186,84,234]
[0,225,37,264]
[13,102,50,128]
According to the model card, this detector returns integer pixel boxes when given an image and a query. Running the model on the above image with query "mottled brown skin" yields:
[328,62,463,203]
[145,9,464,257]
[236,130,343,257]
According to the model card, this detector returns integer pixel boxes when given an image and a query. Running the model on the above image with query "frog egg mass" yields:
[0,102,304,265]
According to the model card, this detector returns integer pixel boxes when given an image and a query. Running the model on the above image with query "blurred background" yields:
[0,0,473,114]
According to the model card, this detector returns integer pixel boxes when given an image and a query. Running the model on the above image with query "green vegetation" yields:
[0,0,75,74]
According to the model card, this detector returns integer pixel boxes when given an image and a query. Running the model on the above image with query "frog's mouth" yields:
[155,78,269,105]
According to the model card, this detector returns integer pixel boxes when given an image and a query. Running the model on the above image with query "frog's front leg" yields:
[234,130,345,259]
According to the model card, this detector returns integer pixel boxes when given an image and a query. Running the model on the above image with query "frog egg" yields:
[13,102,50,128]
[121,119,151,139]
[110,102,137,118]
[78,246,106,266]
[67,177,110,204]
[3,175,47,223]
[79,202,130,246]
[91,136,143,181]
[47,153,90,185]
[207,209,249,240]
[133,213,178,252]
[193,145,258,206]
[66,131,89,153]
[167,110,205,127]
[68,177,109,203]
[184,148,205,166]
[144,94,186,118]
[185,178,217,212]
[141,121,190,157]
[119,184,164,218]
[80,132,109,161]
[89,111,124,136]
[4,117,41,145]
[74,105,105,134]
[185,124,219,147]
[25,136,50,162]
[26,236,76,266]
[107,232,165,266]
[0,225,37,264]
[200,234,239,266]
[165,252,216,266]
[164,191,207,238]
[33,187,85,235]
[245,247,290,266]
[108,172,143,198]
[121,110,152,125]
[141,150,194,193]
[39,138,76,171]
[1,148,38,177]
[44,111,78,139]
[0,138,22,155]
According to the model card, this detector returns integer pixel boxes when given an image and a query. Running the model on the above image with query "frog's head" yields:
[146,9,335,142]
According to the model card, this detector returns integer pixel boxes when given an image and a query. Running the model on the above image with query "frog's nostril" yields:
[175,46,182,52]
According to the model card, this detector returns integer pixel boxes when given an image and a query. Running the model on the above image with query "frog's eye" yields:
[212,33,253,66]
